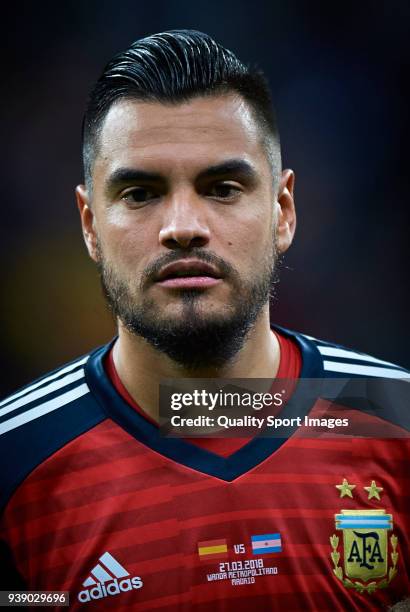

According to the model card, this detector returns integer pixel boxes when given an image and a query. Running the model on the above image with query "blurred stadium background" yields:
[1,0,409,396]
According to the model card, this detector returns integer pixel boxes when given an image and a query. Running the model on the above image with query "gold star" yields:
[364,480,383,501]
[336,478,356,498]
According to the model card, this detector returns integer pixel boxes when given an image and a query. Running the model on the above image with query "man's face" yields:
[77,94,295,368]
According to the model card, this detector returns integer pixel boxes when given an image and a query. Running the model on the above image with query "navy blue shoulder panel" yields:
[327,377,410,432]
[0,350,108,512]
[286,326,410,431]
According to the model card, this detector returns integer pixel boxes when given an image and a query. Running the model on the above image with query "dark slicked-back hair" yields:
[82,29,280,189]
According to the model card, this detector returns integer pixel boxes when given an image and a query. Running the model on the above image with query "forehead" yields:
[95,94,270,176]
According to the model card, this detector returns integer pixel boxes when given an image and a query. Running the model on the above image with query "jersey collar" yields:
[85,325,324,481]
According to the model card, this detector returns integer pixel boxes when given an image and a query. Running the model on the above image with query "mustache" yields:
[141,248,239,288]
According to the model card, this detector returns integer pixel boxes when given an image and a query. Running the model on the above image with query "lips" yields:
[157,260,220,281]
[155,260,222,289]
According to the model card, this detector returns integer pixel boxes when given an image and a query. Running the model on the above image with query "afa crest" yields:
[330,509,399,594]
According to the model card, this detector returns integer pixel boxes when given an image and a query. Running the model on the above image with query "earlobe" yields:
[276,169,296,254]
[75,185,99,262]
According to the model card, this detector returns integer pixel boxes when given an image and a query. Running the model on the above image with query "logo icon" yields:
[330,509,399,594]
[78,552,143,603]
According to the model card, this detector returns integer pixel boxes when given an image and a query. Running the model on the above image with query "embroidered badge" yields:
[330,505,399,594]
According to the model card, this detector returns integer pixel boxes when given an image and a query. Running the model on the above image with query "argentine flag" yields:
[251,533,282,554]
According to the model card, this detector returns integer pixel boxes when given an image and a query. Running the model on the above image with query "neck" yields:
[112,306,280,422]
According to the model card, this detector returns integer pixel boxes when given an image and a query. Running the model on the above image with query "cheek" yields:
[98,220,153,274]
[220,210,274,270]
[103,205,163,255]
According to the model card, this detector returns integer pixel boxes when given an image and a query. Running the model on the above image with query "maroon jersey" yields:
[0,326,409,610]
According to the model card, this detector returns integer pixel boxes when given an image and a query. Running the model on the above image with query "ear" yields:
[275,169,296,254]
[75,185,99,262]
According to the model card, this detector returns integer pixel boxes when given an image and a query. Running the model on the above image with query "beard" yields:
[97,242,279,370]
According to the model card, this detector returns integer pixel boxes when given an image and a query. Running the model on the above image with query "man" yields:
[0,30,409,610]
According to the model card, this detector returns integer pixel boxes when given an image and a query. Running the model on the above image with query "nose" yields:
[159,191,211,250]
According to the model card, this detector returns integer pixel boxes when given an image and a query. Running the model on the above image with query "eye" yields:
[121,187,159,206]
[207,182,242,201]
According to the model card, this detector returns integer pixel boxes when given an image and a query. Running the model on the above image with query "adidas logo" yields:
[77,551,143,603]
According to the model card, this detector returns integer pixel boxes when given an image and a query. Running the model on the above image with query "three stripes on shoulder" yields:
[0,355,90,437]
[304,335,410,379]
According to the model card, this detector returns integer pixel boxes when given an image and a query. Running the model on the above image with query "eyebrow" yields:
[104,168,164,197]
[196,159,258,183]
[104,159,258,197]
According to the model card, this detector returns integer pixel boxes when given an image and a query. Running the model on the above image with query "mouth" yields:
[155,259,223,289]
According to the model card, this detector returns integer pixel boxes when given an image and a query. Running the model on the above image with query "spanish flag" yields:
[198,538,228,560]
